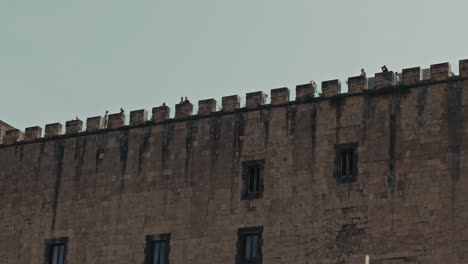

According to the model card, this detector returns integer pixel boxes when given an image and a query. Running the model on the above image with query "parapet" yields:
[222,95,240,112]
[2,58,468,146]
[347,76,367,94]
[322,80,341,97]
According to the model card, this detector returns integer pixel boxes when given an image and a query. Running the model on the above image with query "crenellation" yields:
[375,71,395,89]
[5,129,23,144]
[321,79,341,97]
[222,95,240,112]
[430,62,451,80]
[459,59,468,77]
[270,87,290,105]
[246,91,266,109]
[402,67,422,85]
[152,105,170,122]
[65,119,83,134]
[107,112,125,129]
[44,123,62,137]
[198,99,217,115]
[175,100,193,118]
[130,109,148,126]
[347,76,368,94]
[24,126,42,142]
[295,83,316,101]
[86,116,104,131]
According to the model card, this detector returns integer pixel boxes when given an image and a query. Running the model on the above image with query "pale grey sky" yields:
[1,0,467,129]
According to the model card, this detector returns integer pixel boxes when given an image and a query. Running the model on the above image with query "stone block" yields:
[430,62,451,80]
[296,83,316,101]
[321,79,341,97]
[375,71,395,89]
[198,99,217,115]
[65,119,83,134]
[270,87,289,105]
[222,95,240,112]
[175,101,193,119]
[402,67,422,85]
[108,113,125,129]
[5,129,23,144]
[347,76,367,94]
[246,91,266,109]
[24,126,42,142]
[86,116,104,131]
[130,109,148,126]
[460,59,468,77]
[347,254,370,264]
[45,123,62,137]
[152,106,170,122]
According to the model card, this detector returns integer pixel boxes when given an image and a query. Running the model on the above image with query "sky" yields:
[1,0,467,130]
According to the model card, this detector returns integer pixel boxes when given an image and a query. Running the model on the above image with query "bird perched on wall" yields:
[180,97,183,103]
[120,108,124,114]
[184,96,188,101]
[381,65,388,73]
[162,102,166,106]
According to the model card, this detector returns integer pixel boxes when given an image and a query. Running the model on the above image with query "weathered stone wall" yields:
[1,60,468,264]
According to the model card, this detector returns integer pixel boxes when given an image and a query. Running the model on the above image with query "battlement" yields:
[1,59,467,146]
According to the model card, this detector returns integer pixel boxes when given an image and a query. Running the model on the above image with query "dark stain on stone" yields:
[15,145,24,162]
[35,142,46,185]
[162,124,174,163]
[260,109,271,145]
[446,82,462,196]
[309,104,317,173]
[209,117,222,162]
[285,105,296,135]
[335,224,365,252]
[416,86,428,127]
[185,122,197,183]
[51,140,65,231]
[361,95,377,142]
[233,113,245,163]
[95,134,107,174]
[138,127,151,175]
[387,95,400,196]
[74,137,87,192]
[119,130,129,192]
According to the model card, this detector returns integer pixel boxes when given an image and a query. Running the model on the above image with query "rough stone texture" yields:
[322,79,341,97]
[375,71,395,89]
[24,126,42,142]
[108,112,125,129]
[270,87,290,105]
[152,106,170,122]
[198,99,217,115]
[0,120,15,144]
[246,91,266,109]
[86,116,104,131]
[348,76,368,94]
[402,67,422,85]
[129,109,148,126]
[175,100,193,118]
[296,83,316,101]
[5,129,23,144]
[65,119,83,135]
[222,95,240,112]
[1,71,468,264]
[45,123,62,137]
[431,62,451,81]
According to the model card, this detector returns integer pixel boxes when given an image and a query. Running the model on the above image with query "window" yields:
[236,227,263,264]
[242,160,264,200]
[44,237,67,264]
[145,234,170,264]
[335,143,358,183]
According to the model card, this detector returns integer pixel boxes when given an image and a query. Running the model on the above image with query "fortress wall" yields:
[1,60,468,263]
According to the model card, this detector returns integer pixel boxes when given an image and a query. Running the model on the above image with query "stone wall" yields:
[1,60,468,264]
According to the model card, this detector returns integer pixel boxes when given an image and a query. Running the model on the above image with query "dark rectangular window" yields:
[335,143,358,183]
[145,234,170,264]
[44,237,68,264]
[242,160,264,200]
[236,227,263,264]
